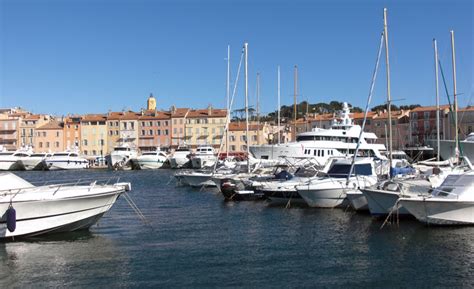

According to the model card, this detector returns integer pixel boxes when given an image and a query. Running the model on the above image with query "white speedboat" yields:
[22,152,52,171]
[0,149,32,171]
[169,145,192,168]
[134,149,168,170]
[250,102,387,168]
[45,151,89,170]
[296,158,379,208]
[106,143,138,170]
[191,145,218,169]
[0,172,131,239]
[399,172,474,225]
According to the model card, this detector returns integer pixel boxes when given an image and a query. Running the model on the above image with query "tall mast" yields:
[293,65,298,141]
[244,42,250,173]
[383,8,393,171]
[433,39,440,161]
[226,45,230,155]
[450,30,459,160]
[256,72,260,145]
[278,65,281,145]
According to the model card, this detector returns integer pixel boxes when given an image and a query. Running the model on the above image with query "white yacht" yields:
[432,133,474,162]
[134,149,168,170]
[22,152,52,171]
[250,102,386,167]
[399,172,474,225]
[106,143,138,170]
[0,148,33,171]
[169,145,192,168]
[45,151,89,170]
[0,172,130,239]
[190,145,218,169]
[296,157,379,208]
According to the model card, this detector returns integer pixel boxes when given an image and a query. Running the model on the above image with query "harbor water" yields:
[1,169,473,287]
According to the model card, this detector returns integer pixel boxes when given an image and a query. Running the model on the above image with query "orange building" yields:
[138,110,172,151]
[35,120,65,152]
[64,115,82,150]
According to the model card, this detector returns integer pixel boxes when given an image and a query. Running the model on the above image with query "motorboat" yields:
[0,172,131,239]
[106,143,138,170]
[296,157,379,208]
[257,166,321,206]
[250,102,387,168]
[190,145,218,169]
[22,152,52,171]
[169,145,192,168]
[45,151,89,170]
[133,149,168,170]
[399,171,474,225]
[0,147,33,171]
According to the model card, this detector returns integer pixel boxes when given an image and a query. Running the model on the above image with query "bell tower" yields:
[147,93,156,110]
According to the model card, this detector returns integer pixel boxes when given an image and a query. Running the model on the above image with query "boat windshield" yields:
[115,147,130,151]
[327,163,372,178]
[31,154,46,157]
[142,152,156,156]
[53,153,70,157]
[434,174,474,198]
[294,167,319,178]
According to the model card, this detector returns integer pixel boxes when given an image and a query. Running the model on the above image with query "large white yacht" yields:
[250,102,386,167]
[431,133,474,162]
[22,152,52,170]
[106,143,138,170]
[0,147,33,171]
[169,145,192,168]
[133,149,168,170]
[190,145,218,169]
[45,151,89,170]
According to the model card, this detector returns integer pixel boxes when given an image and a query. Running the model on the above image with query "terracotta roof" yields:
[37,121,64,130]
[229,122,264,131]
[138,110,171,120]
[23,114,42,120]
[81,114,107,122]
[351,112,377,119]
[372,110,409,119]
[107,111,141,120]
[411,105,450,112]
[187,108,227,118]
[170,108,190,118]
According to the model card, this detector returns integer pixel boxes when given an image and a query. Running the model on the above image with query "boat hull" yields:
[297,187,349,208]
[346,190,368,211]
[400,199,474,225]
[361,188,410,216]
[169,157,190,169]
[0,189,122,239]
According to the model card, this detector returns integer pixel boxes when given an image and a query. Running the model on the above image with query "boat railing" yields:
[0,176,123,197]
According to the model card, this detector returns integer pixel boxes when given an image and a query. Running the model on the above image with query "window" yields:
[165,121,168,126]
[56,131,60,137]
[46,142,50,148]
[55,142,59,147]
[179,119,183,124]
[39,142,43,148]
[230,145,236,151]
[83,140,88,146]
[149,121,153,126]
[93,150,97,155]
[230,135,235,142]
[157,121,161,127]
[179,128,183,133]
[84,150,88,155]
[130,122,134,129]
[157,130,161,135]
[43,132,46,137]
[109,130,113,136]
[115,131,119,135]
[252,135,258,141]
[109,121,113,126]
[424,111,430,119]
[115,121,119,127]
[173,119,177,125]
[241,135,247,141]
[149,129,153,135]
[165,129,169,135]
[174,128,177,134]
[141,130,145,136]
[141,121,145,127]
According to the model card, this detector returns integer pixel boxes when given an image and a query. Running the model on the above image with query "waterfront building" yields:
[81,114,107,157]
[106,111,140,153]
[184,106,227,149]
[138,110,172,151]
[0,115,20,151]
[64,115,82,150]
[34,120,65,152]
[369,110,410,150]
[228,122,267,152]
[170,106,190,148]
[409,105,450,146]
[19,114,51,149]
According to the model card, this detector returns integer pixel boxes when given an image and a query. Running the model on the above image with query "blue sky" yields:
[0,0,472,116]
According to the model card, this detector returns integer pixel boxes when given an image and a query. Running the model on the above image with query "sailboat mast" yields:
[244,42,250,173]
[278,65,281,145]
[226,45,231,155]
[294,65,298,141]
[383,8,393,170]
[450,30,459,160]
[433,39,440,161]
[256,72,260,145]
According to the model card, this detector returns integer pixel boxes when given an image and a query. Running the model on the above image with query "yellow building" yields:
[228,122,267,152]
[184,106,227,149]
[81,114,108,157]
